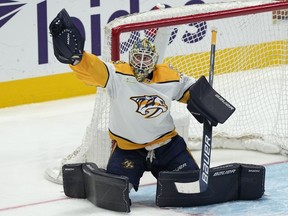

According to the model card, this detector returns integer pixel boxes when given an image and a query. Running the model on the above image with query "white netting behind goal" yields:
[45,0,288,184]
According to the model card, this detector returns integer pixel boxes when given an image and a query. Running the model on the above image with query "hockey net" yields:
[45,0,288,184]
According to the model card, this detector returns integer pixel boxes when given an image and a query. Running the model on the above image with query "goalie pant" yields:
[62,162,265,212]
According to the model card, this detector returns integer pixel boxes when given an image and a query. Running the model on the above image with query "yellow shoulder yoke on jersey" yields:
[112,61,134,76]
[152,64,180,83]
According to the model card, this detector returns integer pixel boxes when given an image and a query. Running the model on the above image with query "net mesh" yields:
[45,0,288,184]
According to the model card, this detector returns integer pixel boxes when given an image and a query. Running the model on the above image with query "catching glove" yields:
[49,9,85,64]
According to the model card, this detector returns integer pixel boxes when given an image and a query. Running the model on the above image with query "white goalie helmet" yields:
[129,38,159,82]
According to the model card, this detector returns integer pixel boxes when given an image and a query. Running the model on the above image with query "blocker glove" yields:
[49,8,85,64]
[187,76,236,126]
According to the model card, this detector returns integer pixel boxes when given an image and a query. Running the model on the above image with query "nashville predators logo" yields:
[122,159,135,169]
[130,95,168,118]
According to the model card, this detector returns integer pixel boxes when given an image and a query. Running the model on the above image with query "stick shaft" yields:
[209,29,217,85]
[199,29,217,192]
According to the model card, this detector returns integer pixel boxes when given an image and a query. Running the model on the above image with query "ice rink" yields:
[0,95,287,216]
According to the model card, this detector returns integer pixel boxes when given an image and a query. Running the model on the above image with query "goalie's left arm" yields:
[187,76,236,126]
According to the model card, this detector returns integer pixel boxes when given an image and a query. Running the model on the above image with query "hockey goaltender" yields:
[49,9,265,212]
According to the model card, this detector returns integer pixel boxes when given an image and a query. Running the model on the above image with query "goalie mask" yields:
[129,38,159,82]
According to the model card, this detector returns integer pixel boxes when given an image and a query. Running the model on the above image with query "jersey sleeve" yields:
[175,73,196,104]
[69,51,109,87]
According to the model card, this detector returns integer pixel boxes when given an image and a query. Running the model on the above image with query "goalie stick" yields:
[199,29,217,192]
[160,29,222,195]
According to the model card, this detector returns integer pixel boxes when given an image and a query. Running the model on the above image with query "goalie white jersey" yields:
[70,52,195,150]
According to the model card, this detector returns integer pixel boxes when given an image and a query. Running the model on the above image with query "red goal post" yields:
[45,0,288,184]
